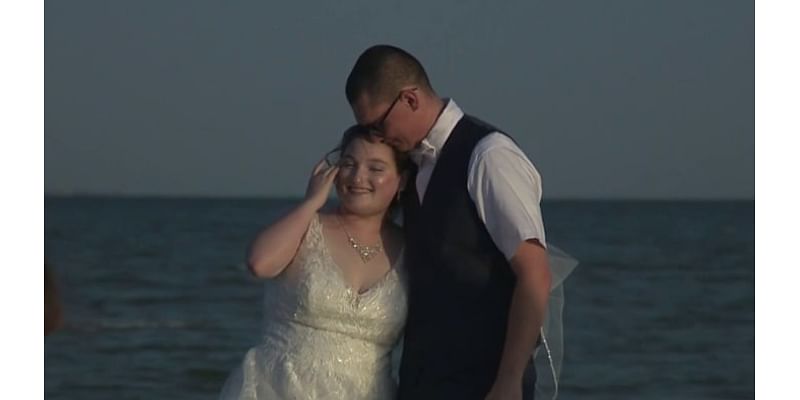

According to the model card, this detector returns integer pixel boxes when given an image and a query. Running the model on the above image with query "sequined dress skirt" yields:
[219,321,396,400]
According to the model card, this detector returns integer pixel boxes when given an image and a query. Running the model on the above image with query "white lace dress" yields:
[219,215,407,400]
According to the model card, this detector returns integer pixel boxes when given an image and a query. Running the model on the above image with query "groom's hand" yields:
[484,375,522,400]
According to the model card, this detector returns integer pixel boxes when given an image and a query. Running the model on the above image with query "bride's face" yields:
[335,137,402,217]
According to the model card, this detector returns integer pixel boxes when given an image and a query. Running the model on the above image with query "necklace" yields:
[336,215,383,263]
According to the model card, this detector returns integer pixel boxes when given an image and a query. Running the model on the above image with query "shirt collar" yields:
[410,99,464,164]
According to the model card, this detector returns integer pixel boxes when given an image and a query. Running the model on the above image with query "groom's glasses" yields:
[363,92,402,135]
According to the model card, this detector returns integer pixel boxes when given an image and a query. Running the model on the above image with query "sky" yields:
[44,0,753,199]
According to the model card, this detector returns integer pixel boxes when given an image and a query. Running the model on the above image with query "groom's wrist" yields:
[494,367,524,385]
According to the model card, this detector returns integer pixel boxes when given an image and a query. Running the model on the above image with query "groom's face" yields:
[352,92,414,152]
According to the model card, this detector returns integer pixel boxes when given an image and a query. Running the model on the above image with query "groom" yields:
[345,45,553,400]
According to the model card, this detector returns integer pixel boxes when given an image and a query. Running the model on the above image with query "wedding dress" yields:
[219,214,407,399]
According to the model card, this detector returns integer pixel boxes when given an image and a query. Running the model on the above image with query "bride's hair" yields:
[326,125,411,173]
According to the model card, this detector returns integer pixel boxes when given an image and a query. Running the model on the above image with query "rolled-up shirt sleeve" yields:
[467,133,547,260]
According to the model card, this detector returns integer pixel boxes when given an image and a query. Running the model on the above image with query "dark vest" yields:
[398,115,531,399]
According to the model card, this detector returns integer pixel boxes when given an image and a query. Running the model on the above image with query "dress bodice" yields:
[220,215,407,400]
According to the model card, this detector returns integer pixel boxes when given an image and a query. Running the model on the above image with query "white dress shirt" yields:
[410,99,547,260]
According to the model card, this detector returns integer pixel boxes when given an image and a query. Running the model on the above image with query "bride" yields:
[219,125,410,399]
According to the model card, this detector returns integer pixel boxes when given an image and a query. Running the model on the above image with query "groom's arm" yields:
[467,133,551,397]
[490,239,552,391]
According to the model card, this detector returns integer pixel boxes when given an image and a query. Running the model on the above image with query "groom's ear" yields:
[401,89,420,112]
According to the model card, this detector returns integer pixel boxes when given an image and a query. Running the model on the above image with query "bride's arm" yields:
[247,159,338,278]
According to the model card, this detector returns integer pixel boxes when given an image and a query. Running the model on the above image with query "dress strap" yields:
[297,213,324,255]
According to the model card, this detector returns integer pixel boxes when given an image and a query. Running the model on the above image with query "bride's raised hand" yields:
[304,158,339,211]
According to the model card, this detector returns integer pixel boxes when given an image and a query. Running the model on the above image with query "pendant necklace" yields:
[336,215,383,263]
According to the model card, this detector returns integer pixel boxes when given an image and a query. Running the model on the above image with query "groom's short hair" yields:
[346,45,432,105]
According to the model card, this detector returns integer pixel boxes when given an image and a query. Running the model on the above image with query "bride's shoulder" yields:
[315,211,332,227]
[317,211,346,231]
[296,212,327,249]
[382,221,405,265]
[384,221,404,242]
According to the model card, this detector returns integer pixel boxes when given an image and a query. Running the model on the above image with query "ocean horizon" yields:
[45,197,754,399]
